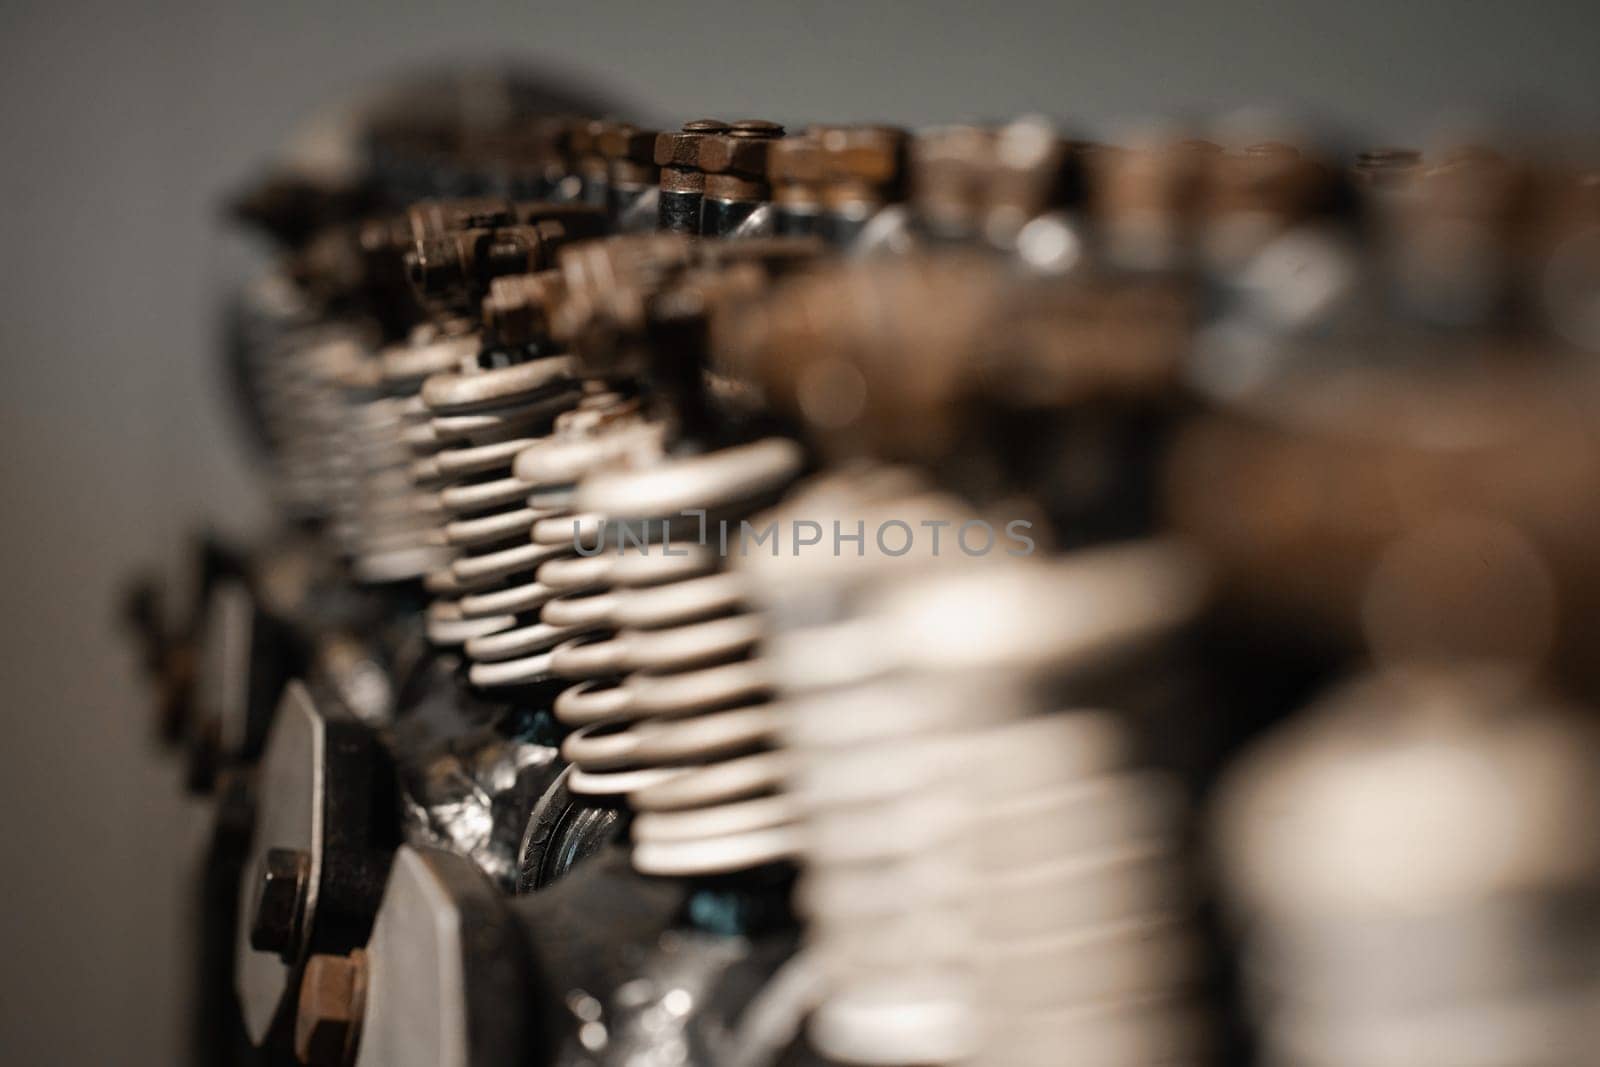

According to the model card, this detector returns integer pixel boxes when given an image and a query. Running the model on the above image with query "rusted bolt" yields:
[912,120,1066,243]
[599,122,661,209]
[295,950,367,1066]
[407,198,518,237]
[248,847,310,960]
[406,218,580,308]
[700,119,785,235]
[820,126,905,200]
[769,132,826,234]
[655,119,731,233]
[655,121,732,171]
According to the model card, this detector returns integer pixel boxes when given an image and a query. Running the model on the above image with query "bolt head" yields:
[656,129,714,168]
[295,951,365,1066]
[249,847,310,959]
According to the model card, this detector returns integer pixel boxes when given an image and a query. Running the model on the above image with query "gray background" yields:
[2,2,1597,1063]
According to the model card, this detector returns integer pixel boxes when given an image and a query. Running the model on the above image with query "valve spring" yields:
[441,389,664,690]
[238,273,357,521]
[338,331,479,583]
[963,714,1202,1067]
[414,352,591,672]
[542,438,805,877]
[759,533,1207,1066]
[467,391,678,694]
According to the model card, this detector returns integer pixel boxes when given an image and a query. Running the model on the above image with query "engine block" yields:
[123,63,1600,1067]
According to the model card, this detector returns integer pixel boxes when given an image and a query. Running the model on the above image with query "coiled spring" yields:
[413,351,587,666]
[1218,670,1600,1067]
[235,272,350,520]
[441,390,663,689]
[765,540,1207,1066]
[338,329,477,583]
[546,438,805,876]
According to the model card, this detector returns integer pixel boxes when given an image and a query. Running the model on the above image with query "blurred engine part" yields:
[118,56,1600,1067]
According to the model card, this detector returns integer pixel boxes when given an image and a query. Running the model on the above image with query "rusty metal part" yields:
[400,198,605,246]
[1166,366,1600,682]
[295,950,368,1066]
[656,119,731,232]
[655,119,784,234]
[699,119,786,235]
[713,255,1188,463]
[768,132,826,219]
[481,270,566,347]
[407,224,559,304]
[701,121,785,188]
[1086,137,1217,270]
[552,233,701,360]
[769,124,908,241]
[551,233,821,380]
[656,119,731,173]
[819,126,906,212]
[910,119,1072,244]
[402,199,605,312]
[405,197,518,237]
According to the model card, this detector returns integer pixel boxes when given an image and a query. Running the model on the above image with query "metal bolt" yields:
[248,847,310,960]
[729,118,785,138]
[295,950,367,1066]
[655,121,734,233]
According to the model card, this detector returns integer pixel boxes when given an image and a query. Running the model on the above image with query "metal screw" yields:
[295,950,367,1066]
[248,847,310,960]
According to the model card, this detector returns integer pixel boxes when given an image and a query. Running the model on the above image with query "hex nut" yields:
[295,950,367,1066]
[248,847,310,960]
